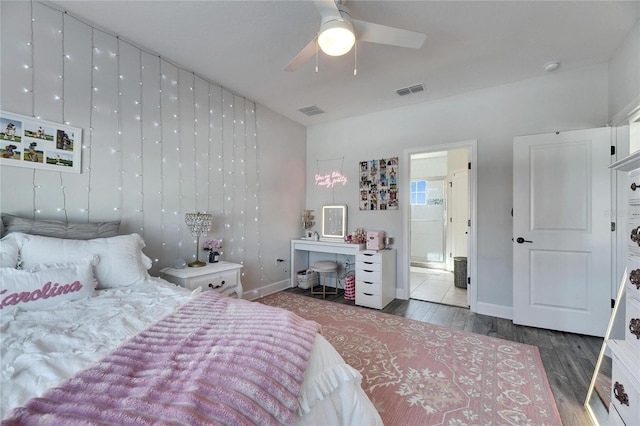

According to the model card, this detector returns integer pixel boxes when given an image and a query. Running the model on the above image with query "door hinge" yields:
[611,298,615,309]
[611,222,616,231]
[468,219,471,227]
[467,277,471,285]
[468,162,471,170]
[611,146,616,156]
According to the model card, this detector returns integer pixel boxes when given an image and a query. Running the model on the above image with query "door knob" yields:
[516,237,532,244]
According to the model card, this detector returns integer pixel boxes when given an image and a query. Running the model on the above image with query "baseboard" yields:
[249,280,514,323]
[243,279,291,300]
[476,301,513,320]
[396,288,409,300]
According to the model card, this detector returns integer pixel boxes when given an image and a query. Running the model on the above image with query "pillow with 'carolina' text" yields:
[0,256,99,311]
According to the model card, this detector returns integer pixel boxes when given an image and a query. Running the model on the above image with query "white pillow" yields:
[0,256,99,311]
[18,233,152,289]
[0,233,26,268]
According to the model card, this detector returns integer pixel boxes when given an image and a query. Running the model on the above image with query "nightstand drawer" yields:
[160,262,243,298]
[187,271,237,293]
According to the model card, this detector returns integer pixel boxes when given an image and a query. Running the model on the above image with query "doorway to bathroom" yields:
[409,148,470,308]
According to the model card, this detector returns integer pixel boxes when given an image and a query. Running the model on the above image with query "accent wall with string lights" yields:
[0,1,307,295]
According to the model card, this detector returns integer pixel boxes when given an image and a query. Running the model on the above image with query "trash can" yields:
[454,257,467,289]
[344,274,356,301]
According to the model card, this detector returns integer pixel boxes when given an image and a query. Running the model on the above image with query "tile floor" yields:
[409,266,468,308]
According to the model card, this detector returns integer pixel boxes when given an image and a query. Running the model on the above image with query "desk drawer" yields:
[356,252,382,265]
[356,280,382,296]
[356,291,383,309]
[357,269,382,283]
[356,260,382,272]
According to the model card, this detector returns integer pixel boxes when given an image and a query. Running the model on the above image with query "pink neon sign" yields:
[315,171,348,188]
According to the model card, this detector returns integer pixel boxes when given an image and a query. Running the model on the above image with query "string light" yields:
[138,49,145,232]
[159,57,166,261]
[86,27,96,220]
[29,0,36,218]
[116,37,124,222]
[14,2,266,282]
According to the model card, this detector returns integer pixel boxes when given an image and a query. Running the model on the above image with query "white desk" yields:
[290,239,365,286]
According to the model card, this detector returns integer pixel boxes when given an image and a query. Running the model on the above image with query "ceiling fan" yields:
[285,0,426,72]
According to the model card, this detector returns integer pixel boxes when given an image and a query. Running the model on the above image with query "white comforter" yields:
[1,279,381,425]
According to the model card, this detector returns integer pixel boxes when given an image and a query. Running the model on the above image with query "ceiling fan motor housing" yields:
[318,8,355,56]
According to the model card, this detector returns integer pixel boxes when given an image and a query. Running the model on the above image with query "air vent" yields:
[396,83,425,96]
[298,105,325,116]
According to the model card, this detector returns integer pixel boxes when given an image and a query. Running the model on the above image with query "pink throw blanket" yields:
[3,291,320,425]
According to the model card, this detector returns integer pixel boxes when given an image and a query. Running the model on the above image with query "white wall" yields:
[307,64,609,316]
[609,19,640,125]
[0,1,306,293]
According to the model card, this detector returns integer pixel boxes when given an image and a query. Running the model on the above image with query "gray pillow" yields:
[1,214,120,240]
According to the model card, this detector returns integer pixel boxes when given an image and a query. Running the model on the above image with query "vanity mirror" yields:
[321,205,347,240]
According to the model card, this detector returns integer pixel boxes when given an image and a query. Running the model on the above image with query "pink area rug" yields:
[259,292,562,426]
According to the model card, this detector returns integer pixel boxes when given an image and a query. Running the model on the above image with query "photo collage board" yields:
[359,157,399,210]
[0,110,82,173]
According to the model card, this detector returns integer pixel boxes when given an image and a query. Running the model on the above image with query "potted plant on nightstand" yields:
[203,239,222,263]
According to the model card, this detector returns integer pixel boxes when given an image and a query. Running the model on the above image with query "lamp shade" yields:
[318,19,355,56]
[185,212,212,237]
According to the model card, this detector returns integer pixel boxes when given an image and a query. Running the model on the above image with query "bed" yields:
[0,215,382,425]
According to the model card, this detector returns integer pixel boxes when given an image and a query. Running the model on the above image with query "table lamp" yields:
[185,212,213,267]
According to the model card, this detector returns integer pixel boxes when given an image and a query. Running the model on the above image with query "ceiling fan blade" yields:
[313,0,341,19]
[284,37,317,72]
[352,19,426,49]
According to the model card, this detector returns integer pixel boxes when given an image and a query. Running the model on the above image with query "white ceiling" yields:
[48,0,640,126]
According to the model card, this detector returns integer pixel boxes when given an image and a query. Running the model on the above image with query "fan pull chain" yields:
[353,41,357,76]
[315,39,319,73]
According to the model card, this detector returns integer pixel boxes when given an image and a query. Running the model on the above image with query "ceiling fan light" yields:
[318,21,355,56]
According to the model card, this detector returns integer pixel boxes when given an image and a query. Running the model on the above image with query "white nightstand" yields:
[160,261,243,298]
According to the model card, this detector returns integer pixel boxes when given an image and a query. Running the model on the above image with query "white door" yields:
[451,170,470,304]
[451,170,469,259]
[513,127,611,337]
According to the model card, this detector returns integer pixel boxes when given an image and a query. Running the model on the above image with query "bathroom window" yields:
[411,180,427,205]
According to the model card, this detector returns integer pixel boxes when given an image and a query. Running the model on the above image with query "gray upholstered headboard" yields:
[1,214,120,240]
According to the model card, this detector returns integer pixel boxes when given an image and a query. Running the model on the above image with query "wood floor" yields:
[286,287,602,426]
